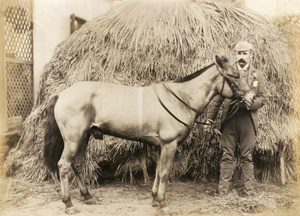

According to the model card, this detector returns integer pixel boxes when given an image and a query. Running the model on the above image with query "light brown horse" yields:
[44,56,255,214]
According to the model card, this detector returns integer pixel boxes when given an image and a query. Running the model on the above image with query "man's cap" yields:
[235,41,253,51]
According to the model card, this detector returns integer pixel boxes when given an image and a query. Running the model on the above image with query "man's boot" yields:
[218,163,234,195]
[241,162,255,196]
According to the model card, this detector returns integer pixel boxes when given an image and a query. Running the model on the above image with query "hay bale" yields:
[4,0,299,183]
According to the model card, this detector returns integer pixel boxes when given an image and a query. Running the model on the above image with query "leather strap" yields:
[162,83,199,114]
[137,87,144,138]
[153,84,193,129]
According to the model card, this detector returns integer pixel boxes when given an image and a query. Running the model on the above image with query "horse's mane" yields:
[174,63,215,83]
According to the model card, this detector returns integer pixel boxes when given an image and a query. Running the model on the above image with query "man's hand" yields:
[244,91,255,109]
[203,119,214,133]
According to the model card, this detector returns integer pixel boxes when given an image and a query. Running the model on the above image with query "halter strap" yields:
[153,84,193,129]
[220,76,226,96]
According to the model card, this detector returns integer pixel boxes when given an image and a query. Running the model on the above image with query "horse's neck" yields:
[170,69,219,114]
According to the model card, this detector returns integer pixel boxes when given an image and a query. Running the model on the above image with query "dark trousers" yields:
[219,109,256,193]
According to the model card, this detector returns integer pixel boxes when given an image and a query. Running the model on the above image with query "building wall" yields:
[33,0,114,102]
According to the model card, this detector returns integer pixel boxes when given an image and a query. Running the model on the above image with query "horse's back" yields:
[54,81,188,144]
[54,82,142,138]
[55,81,138,115]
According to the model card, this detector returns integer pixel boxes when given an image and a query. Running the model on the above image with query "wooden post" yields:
[0,0,7,178]
[280,144,287,185]
[0,0,8,133]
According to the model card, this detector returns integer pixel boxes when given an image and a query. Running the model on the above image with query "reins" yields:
[153,84,194,129]
[216,65,245,102]
[153,65,246,129]
[194,99,240,125]
[163,82,240,125]
[162,83,199,114]
[153,83,241,129]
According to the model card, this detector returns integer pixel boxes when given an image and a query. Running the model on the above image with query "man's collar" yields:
[237,64,249,71]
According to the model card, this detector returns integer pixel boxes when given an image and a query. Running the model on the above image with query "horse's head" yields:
[214,55,255,103]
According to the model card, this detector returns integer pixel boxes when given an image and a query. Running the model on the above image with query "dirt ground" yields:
[0,177,300,216]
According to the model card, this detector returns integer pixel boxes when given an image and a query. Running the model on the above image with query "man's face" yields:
[236,50,251,67]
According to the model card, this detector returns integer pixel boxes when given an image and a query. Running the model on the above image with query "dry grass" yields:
[3,0,300,184]
[1,177,300,216]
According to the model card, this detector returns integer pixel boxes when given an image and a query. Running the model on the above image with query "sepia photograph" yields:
[0,0,299,215]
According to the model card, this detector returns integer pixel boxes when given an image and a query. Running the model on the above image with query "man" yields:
[204,41,269,195]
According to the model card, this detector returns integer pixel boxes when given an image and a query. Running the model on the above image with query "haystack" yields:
[4,0,299,184]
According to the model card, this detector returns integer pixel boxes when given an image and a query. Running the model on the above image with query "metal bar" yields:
[5,57,33,64]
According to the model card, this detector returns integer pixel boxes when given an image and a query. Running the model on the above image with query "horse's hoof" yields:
[159,206,170,215]
[84,197,97,205]
[65,206,80,214]
[159,200,167,209]
[151,200,160,207]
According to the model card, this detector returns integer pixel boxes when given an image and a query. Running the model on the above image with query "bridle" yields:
[216,65,245,102]
[153,64,248,128]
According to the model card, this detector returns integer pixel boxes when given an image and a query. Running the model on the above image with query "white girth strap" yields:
[137,87,144,138]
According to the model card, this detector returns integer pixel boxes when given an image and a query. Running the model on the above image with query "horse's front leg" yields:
[152,153,160,207]
[156,141,177,209]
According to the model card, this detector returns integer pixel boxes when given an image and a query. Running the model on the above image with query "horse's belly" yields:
[95,118,139,137]
[92,100,142,139]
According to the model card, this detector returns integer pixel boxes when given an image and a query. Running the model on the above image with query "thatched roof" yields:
[4,0,299,183]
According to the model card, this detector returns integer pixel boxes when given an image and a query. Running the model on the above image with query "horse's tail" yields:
[44,94,64,173]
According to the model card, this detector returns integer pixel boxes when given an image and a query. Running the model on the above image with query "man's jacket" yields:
[206,65,269,135]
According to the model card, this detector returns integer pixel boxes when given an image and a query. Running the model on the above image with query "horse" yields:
[43,55,255,214]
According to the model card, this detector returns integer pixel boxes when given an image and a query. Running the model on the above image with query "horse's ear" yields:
[220,56,228,63]
[215,55,225,68]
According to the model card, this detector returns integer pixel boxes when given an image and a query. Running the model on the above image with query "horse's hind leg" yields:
[71,133,96,205]
[57,131,91,214]
[58,141,80,214]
